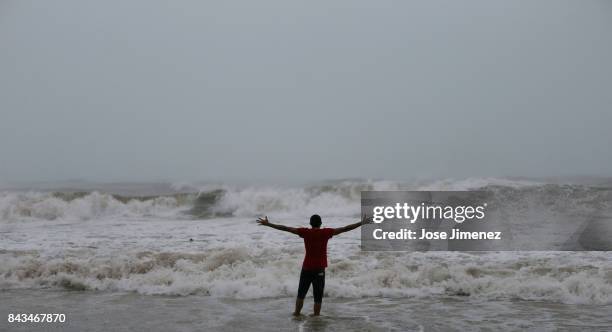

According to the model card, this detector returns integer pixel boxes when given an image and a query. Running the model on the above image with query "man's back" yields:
[257,214,367,316]
[297,227,334,270]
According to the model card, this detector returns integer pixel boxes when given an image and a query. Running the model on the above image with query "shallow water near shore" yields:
[2,289,611,331]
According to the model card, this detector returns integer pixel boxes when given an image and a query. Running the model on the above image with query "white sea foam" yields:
[1,178,611,305]
[1,248,611,304]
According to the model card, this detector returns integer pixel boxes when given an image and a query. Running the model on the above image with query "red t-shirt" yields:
[297,227,335,270]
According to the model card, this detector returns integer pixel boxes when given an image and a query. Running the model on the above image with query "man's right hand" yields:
[257,216,270,226]
[256,217,299,235]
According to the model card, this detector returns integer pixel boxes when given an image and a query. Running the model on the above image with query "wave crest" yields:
[1,178,611,222]
[0,191,187,221]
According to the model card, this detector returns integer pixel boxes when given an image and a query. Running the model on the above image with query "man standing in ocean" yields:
[257,214,368,316]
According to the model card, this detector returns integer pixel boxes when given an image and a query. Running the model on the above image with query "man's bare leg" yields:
[293,298,304,316]
[312,302,321,316]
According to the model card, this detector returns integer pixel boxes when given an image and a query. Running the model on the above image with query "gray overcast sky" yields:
[1,0,611,183]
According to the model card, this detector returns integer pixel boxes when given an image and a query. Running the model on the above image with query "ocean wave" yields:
[0,191,190,222]
[1,178,610,222]
[1,249,610,304]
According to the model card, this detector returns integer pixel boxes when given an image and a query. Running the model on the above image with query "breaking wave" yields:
[1,178,611,222]
[1,249,611,304]
[0,191,190,222]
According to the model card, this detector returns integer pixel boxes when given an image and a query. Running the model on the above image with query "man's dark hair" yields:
[310,214,322,228]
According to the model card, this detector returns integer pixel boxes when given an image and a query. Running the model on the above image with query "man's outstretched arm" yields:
[333,214,371,236]
[257,216,299,235]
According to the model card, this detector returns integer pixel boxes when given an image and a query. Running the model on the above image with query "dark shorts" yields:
[297,268,325,303]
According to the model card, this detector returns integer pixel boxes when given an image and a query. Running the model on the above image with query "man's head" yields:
[310,214,322,228]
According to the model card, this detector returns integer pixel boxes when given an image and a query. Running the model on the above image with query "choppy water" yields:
[1,178,611,330]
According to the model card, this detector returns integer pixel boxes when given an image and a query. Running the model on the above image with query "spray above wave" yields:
[1,178,610,222]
